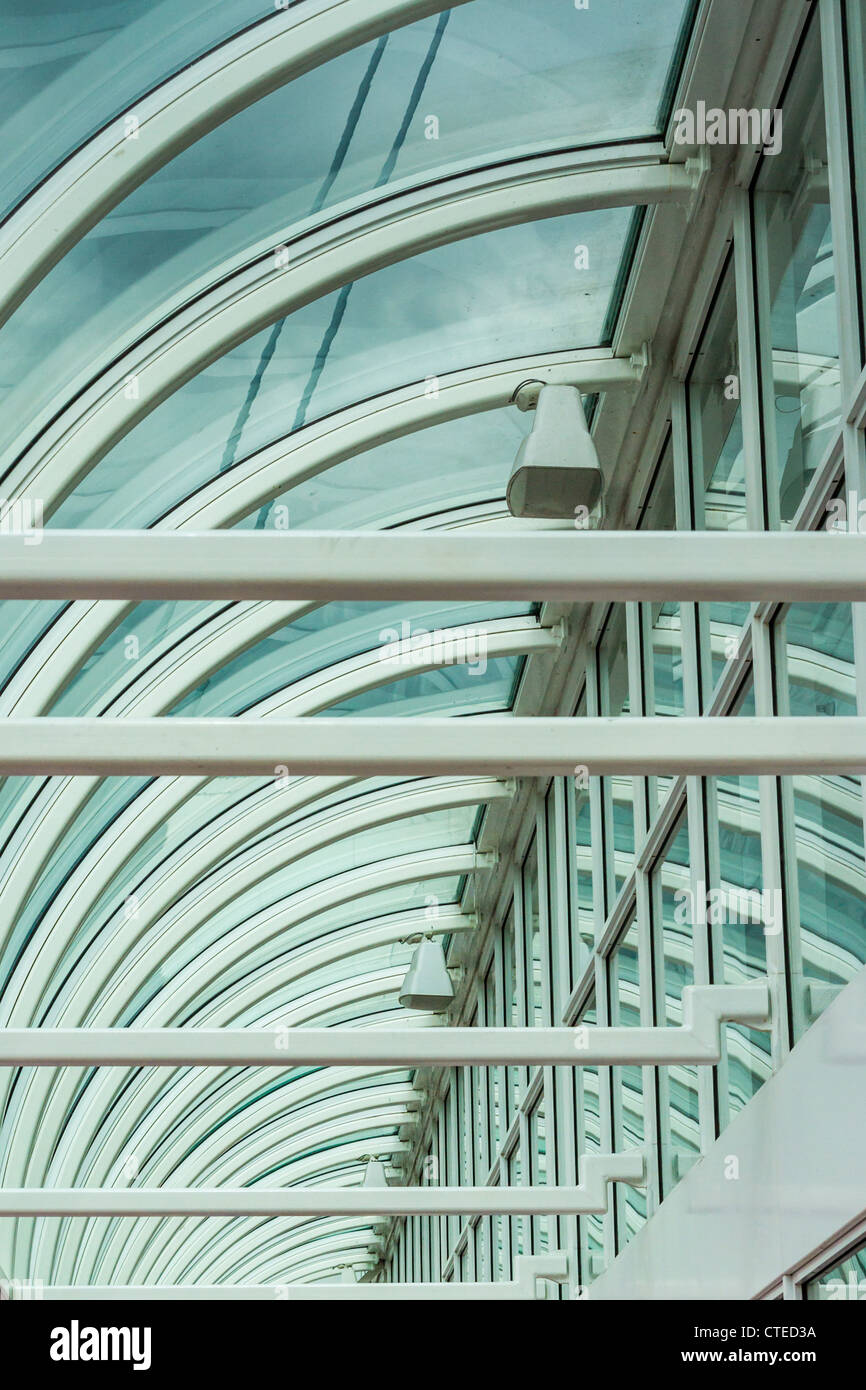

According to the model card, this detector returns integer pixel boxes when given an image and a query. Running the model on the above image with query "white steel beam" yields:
[1,529,864,601]
[0,984,769,1067]
[0,1157,643,1219]
[25,1255,570,1301]
[0,718,860,777]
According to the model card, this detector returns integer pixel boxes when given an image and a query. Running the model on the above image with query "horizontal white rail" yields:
[0,985,769,1066]
[0,719,860,776]
[16,1255,570,1301]
[0,1157,643,1218]
[0,530,863,600]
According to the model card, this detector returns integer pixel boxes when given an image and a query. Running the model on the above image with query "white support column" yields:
[0,982,769,1067]
[0,717,860,777]
[2,531,866,601]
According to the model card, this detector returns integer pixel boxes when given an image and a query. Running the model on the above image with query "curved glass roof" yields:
[0,0,696,1288]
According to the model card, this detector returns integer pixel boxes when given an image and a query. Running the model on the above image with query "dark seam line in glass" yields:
[2,134,652,492]
[286,10,452,436]
[0,1,308,232]
[251,12,452,524]
[218,34,391,477]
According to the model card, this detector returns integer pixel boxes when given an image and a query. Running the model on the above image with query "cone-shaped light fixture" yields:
[398,938,454,1013]
[362,1157,390,1187]
[506,382,603,519]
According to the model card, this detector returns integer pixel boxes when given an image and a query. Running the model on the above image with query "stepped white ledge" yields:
[0,1165,642,1217]
[17,1255,570,1302]
[0,983,770,1068]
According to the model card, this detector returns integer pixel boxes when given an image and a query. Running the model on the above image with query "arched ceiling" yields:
[0,0,697,1286]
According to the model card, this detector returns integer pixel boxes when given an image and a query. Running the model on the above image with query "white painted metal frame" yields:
[4,147,693,505]
[28,1253,570,1301]
[2,529,866,601]
[0,716,860,777]
[0,0,477,328]
[0,1154,643,1218]
[0,983,769,1066]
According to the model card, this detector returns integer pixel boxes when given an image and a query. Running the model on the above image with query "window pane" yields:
[780,603,866,1034]
[688,258,751,686]
[599,607,634,895]
[754,14,839,523]
[806,1244,866,1301]
[653,816,700,1195]
[608,922,647,1249]
[710,690,772,1126]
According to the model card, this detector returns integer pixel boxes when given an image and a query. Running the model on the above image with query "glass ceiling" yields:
[0,0,696,1288]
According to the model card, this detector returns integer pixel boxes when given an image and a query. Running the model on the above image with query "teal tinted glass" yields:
[41,598,533,717]
[43,209,636,530]
[0,0,694,458]
[55,408,532,531]
[780,603,866,1031]
[0,0,276,209]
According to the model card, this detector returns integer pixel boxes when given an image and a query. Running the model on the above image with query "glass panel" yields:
[653,814,699,1196]
[530,1096,549,1255]
[806,1244,866,1300]
[0,0,274,210]
[0,0,696,455]
[523,841,544,1028]
[688,258,750,687]
[709,687,772,1127]
[506,1145,525,1265]
[754,14,839,523]
[502,910,521,1123]
[608,921,646,1249]
[484,963,501,1153]
[58,406,533,532]
[574,785,595,957]
[598,607,634,895]
[639,438,683,808]
[575,999,604,1283]
[779,603,866,1034]
[39,210,636,527]
[45,597,532,717]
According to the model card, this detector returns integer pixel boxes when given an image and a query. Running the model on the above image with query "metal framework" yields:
[21,1254,571,1301]
[0,0,862,1301]
[1,530,864,601]
[5,146,694,503]
[0,1155,644,1218]
[0,984,770,1065]
[0,717,860,776]
[0,0,477,327]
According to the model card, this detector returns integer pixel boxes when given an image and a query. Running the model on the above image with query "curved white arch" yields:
[15,776,498,1035]
[0,612,536,1028]
[5,843,481,1270]
[3,146,689,507]
[0,0,473,327]
[58,1092,416,1284]
[55,1062,418,1282]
